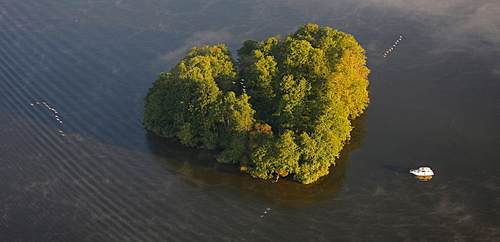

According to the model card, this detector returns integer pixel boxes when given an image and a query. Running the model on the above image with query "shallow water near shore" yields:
[1,0,499,240]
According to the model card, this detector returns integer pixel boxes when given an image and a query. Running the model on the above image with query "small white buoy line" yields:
[240,78,246,93]
[232,78,247,93]
[260,207,271,218]
[383,35,403,58]
[30,101,66,136]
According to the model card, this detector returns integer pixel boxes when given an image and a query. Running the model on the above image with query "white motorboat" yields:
[409,166,434,176]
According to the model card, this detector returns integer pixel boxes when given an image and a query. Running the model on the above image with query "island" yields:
[143,24,370,184]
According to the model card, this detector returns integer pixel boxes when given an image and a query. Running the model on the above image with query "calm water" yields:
[1,0,499,241]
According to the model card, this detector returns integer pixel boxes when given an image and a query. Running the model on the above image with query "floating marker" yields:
[260,207,271,217]
[32,101,65,130]
[382,35,403,58]
[32,101,67,136]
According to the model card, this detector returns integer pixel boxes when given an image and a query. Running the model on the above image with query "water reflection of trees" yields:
[146,114,367,208]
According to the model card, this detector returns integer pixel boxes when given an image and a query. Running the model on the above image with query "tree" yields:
[250,130,299,180]
[143,45,237,149]
[216,92,255,164]
[143,24,370,184]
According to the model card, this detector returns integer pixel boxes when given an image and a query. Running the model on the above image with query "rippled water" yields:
[1,0,499,240]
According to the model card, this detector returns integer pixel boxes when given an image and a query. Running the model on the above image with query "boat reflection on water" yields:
[412,175,433,182]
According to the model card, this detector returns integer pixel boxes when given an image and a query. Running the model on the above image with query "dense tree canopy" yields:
[143,24,370,184]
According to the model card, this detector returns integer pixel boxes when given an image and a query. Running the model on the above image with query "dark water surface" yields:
[1,0,499,241]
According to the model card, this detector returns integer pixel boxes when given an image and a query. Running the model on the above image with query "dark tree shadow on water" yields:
[380,165,410,174]
[146,114,368,208]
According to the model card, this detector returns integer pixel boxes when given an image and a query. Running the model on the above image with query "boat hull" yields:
[409,169,434,176]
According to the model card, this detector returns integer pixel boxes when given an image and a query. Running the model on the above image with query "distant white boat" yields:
[409,166,434,176]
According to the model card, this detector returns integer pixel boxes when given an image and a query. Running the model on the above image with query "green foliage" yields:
[143,24,370,184]
[216,92,256,164]
[250,130,299,179]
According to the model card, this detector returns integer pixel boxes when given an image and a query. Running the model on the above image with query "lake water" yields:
[1,0,499,240]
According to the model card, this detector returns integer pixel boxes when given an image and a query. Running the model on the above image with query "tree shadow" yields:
[380,165,410,174]
[146,114,368,208]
